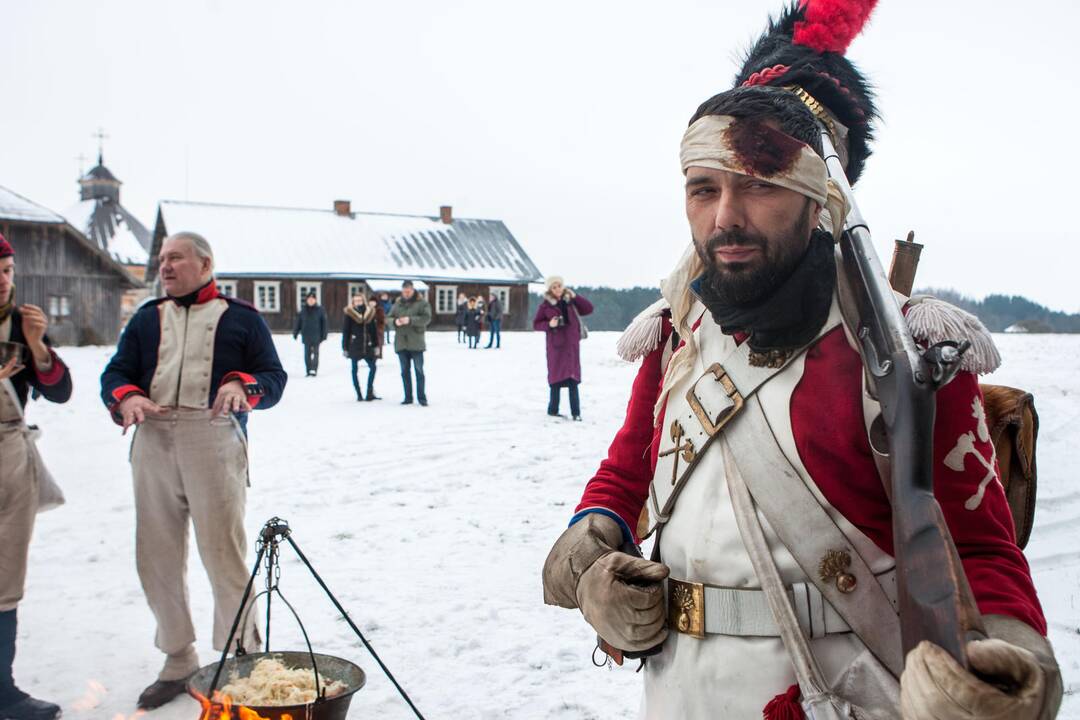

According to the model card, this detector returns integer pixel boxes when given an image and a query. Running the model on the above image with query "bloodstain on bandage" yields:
[723,119,805,177]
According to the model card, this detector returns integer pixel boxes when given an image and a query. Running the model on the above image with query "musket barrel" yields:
[819,129,922,374]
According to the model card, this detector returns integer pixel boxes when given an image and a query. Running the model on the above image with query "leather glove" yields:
[577,551,669,652]
[900,638,1046,720]
[542,513,669,652]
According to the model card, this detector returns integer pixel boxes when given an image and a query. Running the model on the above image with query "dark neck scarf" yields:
[695,230,836,355]
[0,285,13,325]
[171,279,216,308]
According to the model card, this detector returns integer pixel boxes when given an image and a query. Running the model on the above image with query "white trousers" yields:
[131,409,260,680]
[0,426,36,613]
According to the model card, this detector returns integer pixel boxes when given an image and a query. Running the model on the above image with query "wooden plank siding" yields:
[219,277,533,333]
[1,220,129,345]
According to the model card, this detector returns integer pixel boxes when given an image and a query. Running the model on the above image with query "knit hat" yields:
[544,276,564,292]
[0,234,13,259]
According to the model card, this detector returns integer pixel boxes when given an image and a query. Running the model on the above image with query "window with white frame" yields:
[47,295,71,318]
[489,286,511,315]
[217,280,237,298]
[296,282,322,309]
[254,282,281,313]
[434,286,458,315]
[347,282,367,301]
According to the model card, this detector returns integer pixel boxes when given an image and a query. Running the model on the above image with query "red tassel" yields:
[763,684,805,720]
[792,0,878,54]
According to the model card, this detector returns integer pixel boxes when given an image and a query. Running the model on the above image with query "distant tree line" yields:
[916,288,1080,333]
[528,286,1080,333]
[528,286,662,331]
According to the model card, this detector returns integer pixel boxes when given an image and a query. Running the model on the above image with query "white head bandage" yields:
[679,114,848,240]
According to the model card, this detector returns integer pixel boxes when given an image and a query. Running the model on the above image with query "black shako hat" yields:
[733,0,879,184]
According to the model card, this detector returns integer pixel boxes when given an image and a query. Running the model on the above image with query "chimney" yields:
[333,199,352,217]
[439,205,452,224]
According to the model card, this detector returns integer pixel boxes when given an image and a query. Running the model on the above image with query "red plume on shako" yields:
[734,0,880,183]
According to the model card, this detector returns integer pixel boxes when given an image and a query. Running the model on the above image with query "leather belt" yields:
[669,571,896,640]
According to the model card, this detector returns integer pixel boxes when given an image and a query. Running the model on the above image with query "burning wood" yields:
[193,689,289,720]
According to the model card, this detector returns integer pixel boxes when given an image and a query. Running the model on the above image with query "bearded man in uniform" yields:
[541,4,1062,718]
[0,235,70,720]
[100,232,287,710]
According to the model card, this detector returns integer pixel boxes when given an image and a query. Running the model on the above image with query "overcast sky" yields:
[3,0,1077,311]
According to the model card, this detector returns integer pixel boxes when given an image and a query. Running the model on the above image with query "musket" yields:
[815,119,987,668]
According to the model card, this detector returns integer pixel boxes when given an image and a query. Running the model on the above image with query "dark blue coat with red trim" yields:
[99,282,286,423]
[4,306,72,409]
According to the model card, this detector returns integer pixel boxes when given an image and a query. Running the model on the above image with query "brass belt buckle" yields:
[687,363,744,437]
[668,579,705,639]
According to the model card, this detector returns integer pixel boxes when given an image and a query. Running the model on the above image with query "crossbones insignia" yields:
[943,397,998,510]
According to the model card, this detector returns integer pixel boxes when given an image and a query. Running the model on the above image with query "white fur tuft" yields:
[616,298,670,362]
[905,296,1001,375]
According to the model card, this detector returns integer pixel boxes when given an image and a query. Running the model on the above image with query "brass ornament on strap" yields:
[818,549,858,594]
[658,420,697,485]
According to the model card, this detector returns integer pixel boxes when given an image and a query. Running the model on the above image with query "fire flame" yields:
[193,689,293,720]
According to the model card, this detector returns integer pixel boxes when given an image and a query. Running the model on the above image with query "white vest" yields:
[641,299,898,719]
[149,298,229,408]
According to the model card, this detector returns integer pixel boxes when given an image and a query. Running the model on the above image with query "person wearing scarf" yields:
[0,235,71,720]
[542,86,1058,719]
[342,291,383,401]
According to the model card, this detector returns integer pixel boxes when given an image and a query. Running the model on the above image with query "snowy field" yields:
[13,330,1080,719]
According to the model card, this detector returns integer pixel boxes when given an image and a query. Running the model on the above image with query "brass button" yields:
[836,573,857,594]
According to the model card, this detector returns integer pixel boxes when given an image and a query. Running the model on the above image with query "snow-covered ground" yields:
[14,330,1080,719]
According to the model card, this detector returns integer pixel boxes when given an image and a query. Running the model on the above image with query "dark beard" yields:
[694,209,812,307]
[694,226,838,356]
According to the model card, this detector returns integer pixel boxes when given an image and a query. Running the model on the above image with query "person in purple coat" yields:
[533,276,593,421]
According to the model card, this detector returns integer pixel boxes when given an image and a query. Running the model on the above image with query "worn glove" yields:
[542,513,669,652]
[900,638,1045,720]
[577,551,669,651]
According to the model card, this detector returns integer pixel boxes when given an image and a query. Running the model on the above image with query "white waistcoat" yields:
[641,300,899,719]
[149,299,228,409]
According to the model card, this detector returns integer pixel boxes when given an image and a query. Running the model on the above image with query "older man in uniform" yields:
[542,3,1062,719]
[0,235,70,720]
[101,232,286,709]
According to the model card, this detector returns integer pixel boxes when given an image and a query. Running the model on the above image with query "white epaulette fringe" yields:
[905,295,1001,375]
[616,298,670,363]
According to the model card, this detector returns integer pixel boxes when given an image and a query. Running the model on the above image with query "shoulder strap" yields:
[724,396,904,677]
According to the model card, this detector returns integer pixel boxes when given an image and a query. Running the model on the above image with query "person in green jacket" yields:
[385,280,432,405]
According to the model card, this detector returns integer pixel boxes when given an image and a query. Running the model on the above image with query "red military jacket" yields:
[573,313,1047,635]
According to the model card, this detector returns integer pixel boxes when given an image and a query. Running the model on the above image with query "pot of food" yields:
[188,651,366,720]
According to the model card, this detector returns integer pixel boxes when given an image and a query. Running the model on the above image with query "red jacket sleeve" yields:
[573,319,671,542]
[932,371,1047,633]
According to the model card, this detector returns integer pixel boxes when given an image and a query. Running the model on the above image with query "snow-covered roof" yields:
[154,200,543,284]
[63,198,151,266]
[365,278,429,293]
[0,185,67,224]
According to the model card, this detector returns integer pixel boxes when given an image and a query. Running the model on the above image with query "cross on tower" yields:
[92,127,110,163]
[74,153,89,175]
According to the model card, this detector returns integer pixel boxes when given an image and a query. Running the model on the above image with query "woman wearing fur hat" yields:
[533,277,593,420]
[342,292,383,401]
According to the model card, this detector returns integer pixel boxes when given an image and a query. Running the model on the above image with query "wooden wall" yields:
[221,277,533,333]
[1,220,129,345]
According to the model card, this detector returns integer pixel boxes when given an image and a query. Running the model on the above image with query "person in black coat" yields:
[342,292,384,401]
[292,292,327,376]
[0,235,70,720]
[464,297,483,349]
[454,293,468,344]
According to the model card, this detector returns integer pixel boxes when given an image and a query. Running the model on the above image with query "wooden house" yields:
[146,200,543,333]
[0,184,142,345]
